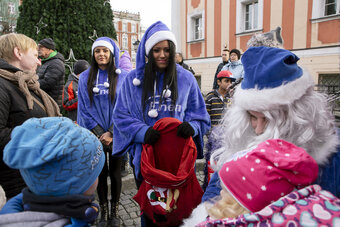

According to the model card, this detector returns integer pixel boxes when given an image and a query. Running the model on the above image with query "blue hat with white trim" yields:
[133,21,177,86]
[234,46,314,110]
[92,37,121,74]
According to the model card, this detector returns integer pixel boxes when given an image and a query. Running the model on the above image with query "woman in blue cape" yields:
[77,37,126,227]
[112,21,210,226]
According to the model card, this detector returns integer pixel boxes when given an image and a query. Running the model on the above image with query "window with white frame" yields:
[187,11,204,41]
[194,17,203,40]
[324,0,338,16]
[236,0,263,33]
[116,35,120,45]
[114,22,118,31]
[8,3,15,15]
[245,2,258,30]
[131,24,136,33]
[122,23,127,32]
[312,0,340,19]
[122,34,128,49]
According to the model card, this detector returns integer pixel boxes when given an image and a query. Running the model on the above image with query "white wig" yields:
[211,74,339,171]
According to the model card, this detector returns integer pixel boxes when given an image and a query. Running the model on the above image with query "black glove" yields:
[177,122,195,138]
[144,127,160,145]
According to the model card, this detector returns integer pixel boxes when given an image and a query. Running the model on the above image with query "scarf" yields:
[22,188,99,223]
[0,69,61,117]
[41,50,57,62]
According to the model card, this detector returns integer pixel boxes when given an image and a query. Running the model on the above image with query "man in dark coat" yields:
[212,46,229,89]
[175,52,195,75]
[37,38,65,108]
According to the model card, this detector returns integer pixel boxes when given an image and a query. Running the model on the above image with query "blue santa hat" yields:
[133,21,177,86]
[3,117,105,197]
[91,37,121,74]
[234,46,314,110]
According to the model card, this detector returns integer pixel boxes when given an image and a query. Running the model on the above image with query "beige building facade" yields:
[113,10,142,63]
[172,0,340,94]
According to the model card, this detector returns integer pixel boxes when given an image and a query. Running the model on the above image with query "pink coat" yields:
[197,185,340,226]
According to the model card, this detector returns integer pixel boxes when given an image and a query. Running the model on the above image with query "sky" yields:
[110,0,172,29]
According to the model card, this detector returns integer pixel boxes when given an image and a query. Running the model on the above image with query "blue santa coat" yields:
[112,64,210,180]
[77,68,127,131]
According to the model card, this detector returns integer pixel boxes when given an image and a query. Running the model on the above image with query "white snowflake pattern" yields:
[285,153,290,157]
[267,166,273,170]
[247,193,252,200]
[255,159,261,164]
[261,186,267,191]
[226,167,229,172]
[242,176,246,181]
[260,149,266,152]
[281,192,284,196]
[250,168,254,172]
[274,162,279,167]
[275,150,279,153]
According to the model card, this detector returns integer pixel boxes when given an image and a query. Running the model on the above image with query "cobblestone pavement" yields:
[95,160,205,227]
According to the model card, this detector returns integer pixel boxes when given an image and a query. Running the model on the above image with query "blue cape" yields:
[77,68,127,131]
[112,65,210,180]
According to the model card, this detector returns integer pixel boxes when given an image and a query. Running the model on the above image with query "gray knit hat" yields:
[39,38,56,50]
[74,60,90,75]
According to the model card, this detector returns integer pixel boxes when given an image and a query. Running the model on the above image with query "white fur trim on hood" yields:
[234,69,314,111]
[91,40,114,55]
[181,203,208,226]
[145,30,177,56]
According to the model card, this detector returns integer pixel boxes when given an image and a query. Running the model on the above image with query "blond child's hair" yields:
[0,33,37,62]
[207,187,248,219]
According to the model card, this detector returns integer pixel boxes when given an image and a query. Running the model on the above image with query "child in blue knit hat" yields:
[0,117,105,226]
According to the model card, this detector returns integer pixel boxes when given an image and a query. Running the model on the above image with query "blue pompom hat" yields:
[92,37,121,74]
[3,117,105,197]
[133,21,177,86]
[234,46,314,111]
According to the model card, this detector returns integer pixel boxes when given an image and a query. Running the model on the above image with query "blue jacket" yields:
[221,60,244,79]
[77,68,127,132]
[202,139,340,202]
[112,65,210,180]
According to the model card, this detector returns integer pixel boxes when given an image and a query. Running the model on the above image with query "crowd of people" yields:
[0,21,339,227]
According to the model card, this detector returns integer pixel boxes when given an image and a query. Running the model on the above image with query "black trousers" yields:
[97,145,123,204]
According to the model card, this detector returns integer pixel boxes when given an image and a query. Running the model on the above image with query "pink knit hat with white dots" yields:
[218,139,318,212]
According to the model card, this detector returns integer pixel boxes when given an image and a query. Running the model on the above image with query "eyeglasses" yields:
[222,54,227,56]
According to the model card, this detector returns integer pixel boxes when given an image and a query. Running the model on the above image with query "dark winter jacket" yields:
[62,73,79,121]
[178,61,195,75]
[37,52,65,108]
[0,59,48,198]
[213,61,228,89]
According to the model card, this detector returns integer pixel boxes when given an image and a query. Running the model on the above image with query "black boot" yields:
[98,202,108,227]
[109,200,120,227]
